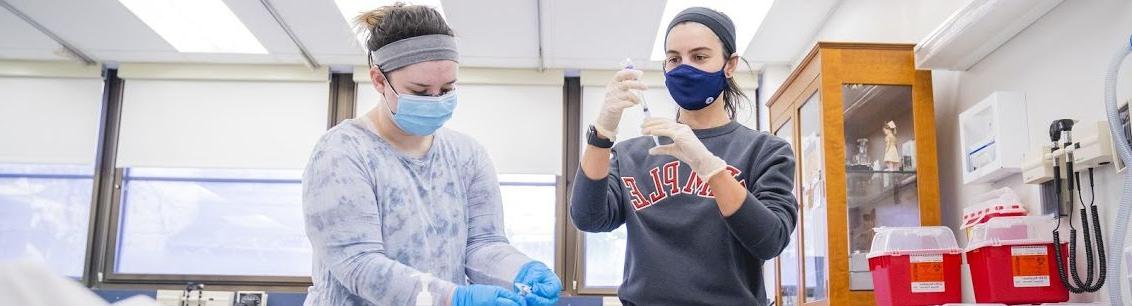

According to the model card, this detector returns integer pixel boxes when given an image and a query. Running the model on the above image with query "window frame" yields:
[88,70,334,288]
[99,167,313,286]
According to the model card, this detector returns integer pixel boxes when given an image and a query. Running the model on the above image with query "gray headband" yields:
[369,34,459,72]
[666,7,737,56]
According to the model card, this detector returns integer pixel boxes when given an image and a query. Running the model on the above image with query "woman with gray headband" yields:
[301,4,560,306]
[571,7,798,305]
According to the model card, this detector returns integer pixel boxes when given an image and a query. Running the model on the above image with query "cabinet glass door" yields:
[799,93,827,302]
[774,119,799,306]
[842,84,922,291]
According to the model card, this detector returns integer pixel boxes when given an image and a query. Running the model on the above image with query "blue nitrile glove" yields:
[513,261,562,306]
[452,284,524,306]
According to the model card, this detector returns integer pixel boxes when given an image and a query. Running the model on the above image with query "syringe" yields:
[622,58,661,146]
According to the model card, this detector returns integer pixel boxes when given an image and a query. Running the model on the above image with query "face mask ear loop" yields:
[379,70,401,116]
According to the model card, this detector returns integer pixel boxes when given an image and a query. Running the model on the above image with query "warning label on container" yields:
[910,255,945,293]
[1011,246,1051,287]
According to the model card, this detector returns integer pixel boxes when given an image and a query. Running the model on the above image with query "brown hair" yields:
[354,2,453,68]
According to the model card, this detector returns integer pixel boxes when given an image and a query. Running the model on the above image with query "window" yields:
[0,164,94,277]
[583,227,627,287]
[114,168,308,276]
[110,78,328,279]
[498,174,558,268]
[0,76,104,277]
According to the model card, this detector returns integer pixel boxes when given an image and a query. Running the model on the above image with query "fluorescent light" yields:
[118,0,266,54]
[333,0,446,48]
[649,0,774,61]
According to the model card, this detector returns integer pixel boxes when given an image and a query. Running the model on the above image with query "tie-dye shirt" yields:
[302,118,531,306]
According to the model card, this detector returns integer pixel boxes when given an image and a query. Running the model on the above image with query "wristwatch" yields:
[587,125,614,149]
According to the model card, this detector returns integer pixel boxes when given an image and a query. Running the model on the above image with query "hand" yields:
[641,118,727,181]
[451,284,525,306]
[593,69,647,140]
[513,261,562,306]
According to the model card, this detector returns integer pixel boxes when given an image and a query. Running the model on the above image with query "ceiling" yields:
[0,0,843,70]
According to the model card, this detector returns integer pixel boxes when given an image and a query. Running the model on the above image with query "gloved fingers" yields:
[642,116,676,125]
[606,95,639,111]
[610,69,644,83]
[616,80,648,92]
[495,287,525,305]
[641,117,679,131]
[607,89,640,104]
[641,123,678,139]
[532,279,562,297]
[648,144,679,156]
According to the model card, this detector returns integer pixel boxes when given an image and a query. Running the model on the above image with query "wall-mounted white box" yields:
[960,91,1029,184]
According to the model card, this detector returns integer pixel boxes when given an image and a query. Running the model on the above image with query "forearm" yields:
[708,171,747,217]
[466,242,533,287]
[328,252,456,305]
[570,166,626,232]
[580,144,612,180]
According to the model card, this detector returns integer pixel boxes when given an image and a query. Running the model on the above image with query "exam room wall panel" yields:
[930,0,1132,303]
[355,83,564,175]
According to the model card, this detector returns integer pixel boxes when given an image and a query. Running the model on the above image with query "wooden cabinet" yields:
[766,43,941,306]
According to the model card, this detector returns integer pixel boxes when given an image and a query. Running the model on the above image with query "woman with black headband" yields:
[301,4,560,306]
[571,7,798,305]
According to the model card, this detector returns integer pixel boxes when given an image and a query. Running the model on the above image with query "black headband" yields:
[665,7,737,56]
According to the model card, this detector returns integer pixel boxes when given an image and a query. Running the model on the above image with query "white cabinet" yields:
[960,91,1029,184]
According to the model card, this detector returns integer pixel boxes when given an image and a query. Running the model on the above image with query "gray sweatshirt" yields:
[571,121,798,306]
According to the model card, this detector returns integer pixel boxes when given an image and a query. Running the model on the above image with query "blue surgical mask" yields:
[384,81,457,136]
[664,63,728,110]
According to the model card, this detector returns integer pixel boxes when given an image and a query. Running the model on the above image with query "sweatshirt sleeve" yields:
[721,139,798,260]
[569,146,627,233]
[463,142,533,288]
[302,138,456,306]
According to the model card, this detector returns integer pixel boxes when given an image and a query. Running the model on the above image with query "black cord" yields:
[1087,204,1107,292]
[1050,151,1083,292]
[1081,169,1106,292]
[1054,166,1107,293]
[1052,231,1084,293]
[1074,172,1095,289]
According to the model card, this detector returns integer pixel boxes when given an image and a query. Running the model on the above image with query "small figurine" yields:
[854,138,870,166]
[883,121,901,171]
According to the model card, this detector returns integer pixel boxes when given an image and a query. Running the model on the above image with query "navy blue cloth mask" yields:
[664,63,727,110]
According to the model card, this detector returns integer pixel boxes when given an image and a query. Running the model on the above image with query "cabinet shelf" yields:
[847,172,918,208]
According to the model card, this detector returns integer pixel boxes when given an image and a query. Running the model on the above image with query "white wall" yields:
[933,0,1132,302]
[759,64,792,130]
[793,0,972,65]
